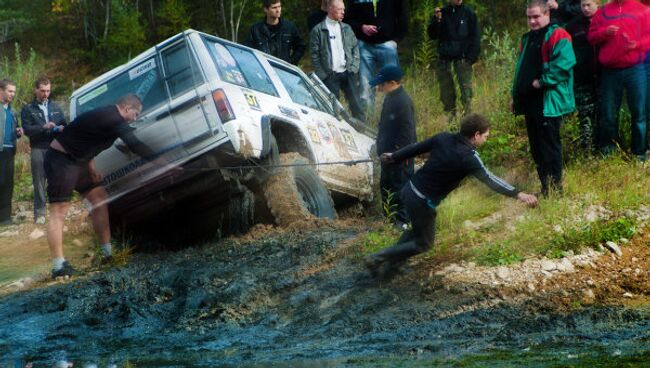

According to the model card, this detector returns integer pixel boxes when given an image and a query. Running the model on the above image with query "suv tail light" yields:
[212,89,235,123]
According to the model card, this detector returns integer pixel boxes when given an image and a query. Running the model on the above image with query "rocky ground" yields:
[0,206,648,367]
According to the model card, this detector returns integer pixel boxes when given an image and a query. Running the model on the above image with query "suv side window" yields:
[161,43,204,97]
[204,38,277,96]
[76,57,167,115]
[271,64,328,112]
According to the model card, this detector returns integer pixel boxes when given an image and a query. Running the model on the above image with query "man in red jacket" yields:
[588,0,650,160]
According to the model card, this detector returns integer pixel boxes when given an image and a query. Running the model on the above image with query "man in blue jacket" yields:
[0,79,23,225]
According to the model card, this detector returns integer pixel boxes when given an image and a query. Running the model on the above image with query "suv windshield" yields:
[204,38,277,96]
[271,64,329,113]
[76,57,167,116]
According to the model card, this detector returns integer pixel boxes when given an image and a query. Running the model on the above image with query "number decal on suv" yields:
[244,92,261,110]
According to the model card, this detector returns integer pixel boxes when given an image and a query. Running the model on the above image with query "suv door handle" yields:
[115,139,131,154]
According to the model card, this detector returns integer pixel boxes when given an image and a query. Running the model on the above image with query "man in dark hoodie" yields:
[365,114,538,276]
[345,0,408,112]
[372,64,416,228]
[547,0,582,26]
[428,0,480,116]
[245,0,306,65]
[565,0,600,153]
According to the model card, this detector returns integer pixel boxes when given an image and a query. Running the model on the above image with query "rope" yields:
[181,158,376,172]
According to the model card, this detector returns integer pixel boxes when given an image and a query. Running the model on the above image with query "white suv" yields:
[69,29,375,237]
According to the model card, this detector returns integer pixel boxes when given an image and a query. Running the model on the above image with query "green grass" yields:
[359,28,649,266]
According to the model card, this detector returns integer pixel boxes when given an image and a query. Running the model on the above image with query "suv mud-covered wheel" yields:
[263,153,336,226]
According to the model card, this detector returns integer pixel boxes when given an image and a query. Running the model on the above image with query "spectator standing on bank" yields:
[588,0,650,160]
[565,0,600,153]
[547,0,582,25]
[428,0,480,117]
[345,0,408,112]
[310,0,365,121]
[372,64,416,227]
[512,0,576,196]
[245,0,306,65]
[365,114,538,276]
[21,76,67,224]
[308,0,329,31]
[641,0,650,129]
[0,79,23,226]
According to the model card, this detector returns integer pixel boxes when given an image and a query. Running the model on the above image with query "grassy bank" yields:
[360,28,648,265]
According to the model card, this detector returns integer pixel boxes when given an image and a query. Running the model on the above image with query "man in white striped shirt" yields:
[310,0,365,120]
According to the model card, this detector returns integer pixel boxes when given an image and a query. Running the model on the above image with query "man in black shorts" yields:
[45,94,160,278]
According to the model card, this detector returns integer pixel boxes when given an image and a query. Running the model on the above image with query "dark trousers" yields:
[436,59,473,114]
[0,148,16,222]
[574,82,598,153]
[523,98,563,195]
[30,148,48,218]
[324,72,366,121]
[380,160,414,224]
[373,184,436,266]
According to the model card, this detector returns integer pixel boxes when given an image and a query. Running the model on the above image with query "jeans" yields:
[380,160,414,225]
[0,148,15,222]
[372,183,436,266]
[599,64,647,157]
[436,59,474,114]
[358,40,400,112]
[30,147,48,218]
[324,72,366,121]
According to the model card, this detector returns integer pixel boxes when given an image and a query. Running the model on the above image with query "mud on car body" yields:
[69,29,375,237]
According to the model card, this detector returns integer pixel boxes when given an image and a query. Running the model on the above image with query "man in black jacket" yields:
[245,0,306,65]
[345,0,408,112]
[428,0,480,116]
[565,0,600,152]
[547,0,582,26]
[21,76,67,224]
[365,114,538,276]
[372,64,416,227]
[45,94,169,278]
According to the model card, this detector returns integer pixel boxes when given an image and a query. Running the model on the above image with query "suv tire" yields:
[263,153,336,226]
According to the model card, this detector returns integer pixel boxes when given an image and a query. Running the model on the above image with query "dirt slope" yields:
[0,218,648,366]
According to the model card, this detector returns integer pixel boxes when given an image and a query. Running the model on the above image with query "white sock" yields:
[100,243,112,257]
[53,257,65,271]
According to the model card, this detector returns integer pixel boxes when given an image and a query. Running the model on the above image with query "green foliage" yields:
[358,226,400,255]
[382,189,398,224]
[475,243,523,266]
[550,217,636,255]
[100,0,148,66]
[156,0,191,39]
[0,43,44,109]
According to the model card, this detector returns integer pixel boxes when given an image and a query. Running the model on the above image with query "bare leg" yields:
[83,186,111,245]
[47,202,71,259]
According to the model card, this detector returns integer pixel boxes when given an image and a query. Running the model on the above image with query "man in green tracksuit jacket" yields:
[512,0,575,196]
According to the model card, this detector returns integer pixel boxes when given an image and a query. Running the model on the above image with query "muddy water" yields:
[1,229,648,367]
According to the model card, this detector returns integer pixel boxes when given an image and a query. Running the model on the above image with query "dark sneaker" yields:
[364,255,384,277]
[51,261,78,279]
[91,254,113,268]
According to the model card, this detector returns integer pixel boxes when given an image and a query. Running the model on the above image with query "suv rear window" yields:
[204,38,277,96]
[76,57,167,116]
